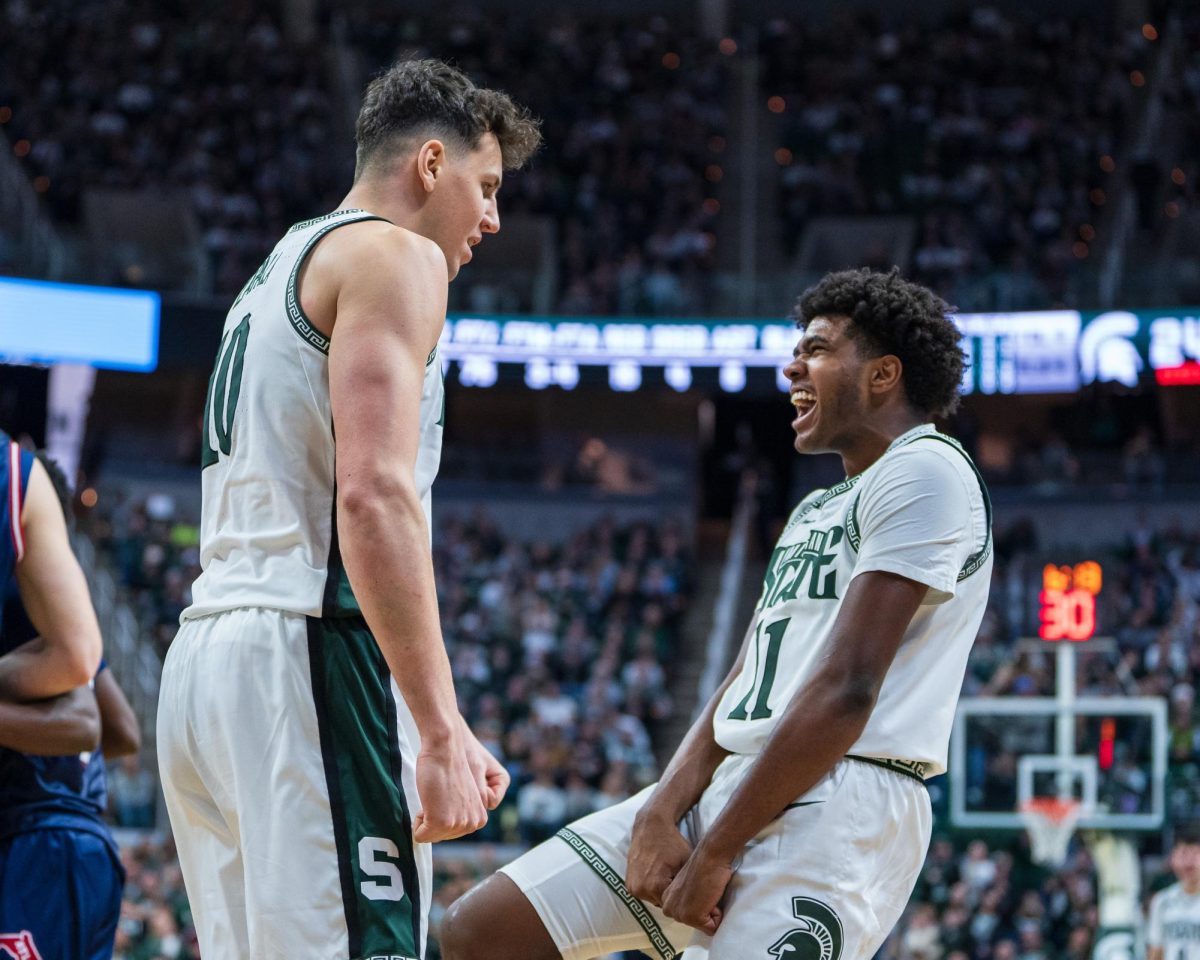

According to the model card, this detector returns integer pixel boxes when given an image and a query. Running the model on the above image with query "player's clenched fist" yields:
[661,844,730,935]
[413,740,489,842]
[461,721,510,810]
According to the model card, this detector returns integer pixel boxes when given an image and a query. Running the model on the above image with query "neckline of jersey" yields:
[839,422,939,482]
[286,208,395,234]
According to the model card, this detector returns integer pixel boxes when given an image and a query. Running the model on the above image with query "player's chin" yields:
[791,422,819,453]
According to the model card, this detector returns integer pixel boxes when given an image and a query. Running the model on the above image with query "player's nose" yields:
[783,354,806,380]
[481,199,499,235]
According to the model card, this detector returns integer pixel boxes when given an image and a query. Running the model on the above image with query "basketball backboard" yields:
[950,559,1167,834]
[949,695,1167,832]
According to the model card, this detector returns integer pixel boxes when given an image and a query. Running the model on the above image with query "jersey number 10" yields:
[201,313,251,469]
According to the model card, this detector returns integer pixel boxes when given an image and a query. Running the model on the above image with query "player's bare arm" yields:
[625,617,754,907]
[1148,946,1163,960]
[0,669,100,755]
[661,569,928,932]
[96,667,141,757]
[325,224,487,842]
[0,461,102,700]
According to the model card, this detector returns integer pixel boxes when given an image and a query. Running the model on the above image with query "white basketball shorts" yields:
[158,607,432,959]
[500,752,932,960]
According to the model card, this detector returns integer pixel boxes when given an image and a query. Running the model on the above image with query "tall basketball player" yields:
[157,60,540,960]
[441,268,993,960]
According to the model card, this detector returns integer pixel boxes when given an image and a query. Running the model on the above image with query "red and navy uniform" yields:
[0,436,124,960]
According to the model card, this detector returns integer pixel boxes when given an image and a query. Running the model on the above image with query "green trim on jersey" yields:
[286,208,370,235]
[308,616,421,960]
[555,828,678,960]
[782,474,861,538]
[284,213,389,354]
[845,431,993,581]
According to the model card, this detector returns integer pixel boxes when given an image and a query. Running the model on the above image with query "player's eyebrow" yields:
[794,334,832,357]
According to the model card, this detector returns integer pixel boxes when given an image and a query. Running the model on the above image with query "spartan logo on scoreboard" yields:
[1039,561,1102,642]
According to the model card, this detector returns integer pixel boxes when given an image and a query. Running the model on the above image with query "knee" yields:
[438,892,484,960]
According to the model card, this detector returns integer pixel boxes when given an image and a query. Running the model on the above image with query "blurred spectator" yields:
[109,755,157,829]
[1,3,726,312]
[762,9,1146,310]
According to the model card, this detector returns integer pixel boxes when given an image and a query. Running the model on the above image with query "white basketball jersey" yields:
[1149,883,1200,960]
[712,424,992,775]
[184,209,445,620]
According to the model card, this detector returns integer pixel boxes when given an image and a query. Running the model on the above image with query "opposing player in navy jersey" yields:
[0,436,101,697]
[0,439,109,960]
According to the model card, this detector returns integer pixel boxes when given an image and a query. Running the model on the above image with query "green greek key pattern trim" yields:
[556,828,677,960]
[844,431,992,581]
[845,494,862,552]
[286,208,369,235]
[285,213,389,354]
[845,754,927,783]
[783,474,861,537]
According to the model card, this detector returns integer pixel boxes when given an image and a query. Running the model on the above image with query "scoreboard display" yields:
[1038,561,1102,642]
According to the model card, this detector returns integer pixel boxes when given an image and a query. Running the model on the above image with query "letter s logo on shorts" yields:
[768,898,843,960]
[0,931,43,960]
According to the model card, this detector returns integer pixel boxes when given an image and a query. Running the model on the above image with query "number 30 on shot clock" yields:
[1038,561,1101,642]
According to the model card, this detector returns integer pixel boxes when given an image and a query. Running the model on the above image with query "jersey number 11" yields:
[727,617,791,721]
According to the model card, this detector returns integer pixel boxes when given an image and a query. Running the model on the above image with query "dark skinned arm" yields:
[0,683,100,755]
[625,618,755,907]
[661,570,929,933]
[95,667,141,758]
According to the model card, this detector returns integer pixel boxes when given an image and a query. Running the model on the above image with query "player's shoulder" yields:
[326,220,447,284]
[868,430,974,489]
[303,217,446,301]
[1152,881,1183,906]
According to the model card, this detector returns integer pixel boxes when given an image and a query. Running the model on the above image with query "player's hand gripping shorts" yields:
[500,753,932,960]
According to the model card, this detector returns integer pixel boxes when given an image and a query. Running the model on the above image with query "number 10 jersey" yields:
[184,209,446,621]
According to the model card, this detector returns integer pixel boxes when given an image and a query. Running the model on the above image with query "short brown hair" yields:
[355,59,541,178]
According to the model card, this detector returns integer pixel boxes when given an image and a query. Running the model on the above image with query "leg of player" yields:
[439,874,558,960]
[442,788,695,960]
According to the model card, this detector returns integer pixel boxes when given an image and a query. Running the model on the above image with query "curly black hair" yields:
[793,267,966,417]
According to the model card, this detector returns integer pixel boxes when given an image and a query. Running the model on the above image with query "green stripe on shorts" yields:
[556,827,677,960]
[308,617,421,960]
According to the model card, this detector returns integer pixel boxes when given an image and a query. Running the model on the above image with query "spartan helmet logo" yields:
[768,898,844,960]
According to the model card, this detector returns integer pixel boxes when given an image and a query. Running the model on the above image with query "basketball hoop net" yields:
[1019,797,1084,867]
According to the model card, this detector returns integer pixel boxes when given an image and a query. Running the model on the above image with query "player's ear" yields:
[416,140,446,194]
[868,354,903,397]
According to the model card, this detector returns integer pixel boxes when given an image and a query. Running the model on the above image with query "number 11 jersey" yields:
[711,425,992,775]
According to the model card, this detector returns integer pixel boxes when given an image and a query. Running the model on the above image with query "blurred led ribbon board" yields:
[438,312,1084,395]
[0,277,160,371]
